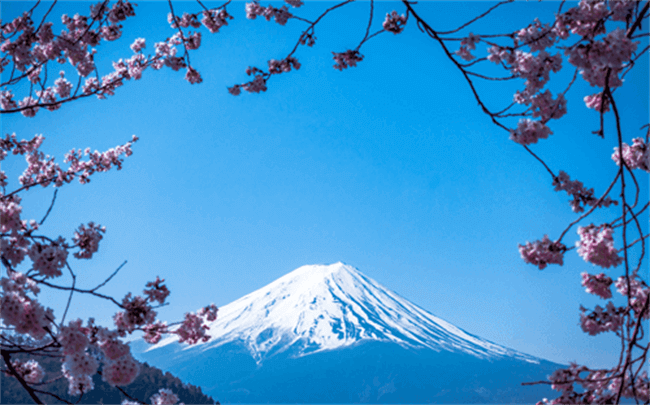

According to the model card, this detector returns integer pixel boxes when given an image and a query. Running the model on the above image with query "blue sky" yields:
[2,1,648,370]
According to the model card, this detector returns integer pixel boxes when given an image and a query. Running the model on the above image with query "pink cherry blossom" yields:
[455,46,475,61]
[59,319,90,355]
[28,238,68,278]
[552,170,617,213]
[113,293,157,335]
[63,351,99,377]
[11,359,45,384]
[130,38,146,53]
[576,224,623,269]
[143,277,171,305]
[175,312,210,344]
[581,272,613,299]
[517,19,556,52]
[143,321,168,344]
[583,93,609,112]
[246,2,292,25]
[102,352,140,387]
[185,66,202,84]
[333,50,364,71]
[530,90,566,121]
[198,303,218,322]
[72,222,105,259]
[509,118,552,145]
[579,302,624,335]
[518,235,565,270]
[1,194,24,234]
[150,388,181,405]
[615,276,649,319]
[201,9,233,34]
[62,364,95,396]
[383,11,407,35]
[612,138,649,172]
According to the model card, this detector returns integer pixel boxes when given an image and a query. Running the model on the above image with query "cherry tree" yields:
[1,1,649,405]
[1,1,226,404]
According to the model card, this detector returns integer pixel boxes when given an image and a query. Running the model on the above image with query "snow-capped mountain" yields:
[132,262,565,404]
[148,262,537,363]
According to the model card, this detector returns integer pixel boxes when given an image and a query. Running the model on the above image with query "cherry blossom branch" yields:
[38,189,58,226]
[2,351,44,404]
[436,0,514,35]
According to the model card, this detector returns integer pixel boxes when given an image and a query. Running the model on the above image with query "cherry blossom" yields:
[10,359,45,384]
[383,11,407,35]
[150,388,181,405]
[576,224,623,269]
[246,2,292,26]
[58,319,90,355]
[201,9,233,34]
[332,50,364,71]
[530,90,566,121]
[579,302,624,335]
[580,272,613,299]
[113,293,156,335]
[144,277,171,304]
[28,238,69,278]
[62,364,95,396]
[509,118,552,145]
[615,275,649,319]
[552,170,617,213]
[72,222,106,259]
[612,138,650,172]
[143,321,168,344]
[518,235,565,270]
[101,352,140,387]
[583,93,609,113]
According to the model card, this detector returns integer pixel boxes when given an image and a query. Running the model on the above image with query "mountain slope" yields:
[133,262,566,403]
[147,262,541,363]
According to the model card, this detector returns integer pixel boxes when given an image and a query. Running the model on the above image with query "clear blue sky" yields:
[2,1,648,370]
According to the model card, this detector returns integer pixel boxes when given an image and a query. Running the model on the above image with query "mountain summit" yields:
[148,262,537,363]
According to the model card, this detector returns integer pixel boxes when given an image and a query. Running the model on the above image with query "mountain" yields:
[131,262,565,403]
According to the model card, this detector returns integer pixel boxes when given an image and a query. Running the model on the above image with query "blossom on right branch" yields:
[612,138,650,172]
[576,224,622,269]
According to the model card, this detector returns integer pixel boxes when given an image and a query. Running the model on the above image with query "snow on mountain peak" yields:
[146,263,539,364]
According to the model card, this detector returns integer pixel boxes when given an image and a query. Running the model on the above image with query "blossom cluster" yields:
[0,1,137,116]
[174,304,218,344]
[0,272,53,340]
[455,33,479,61]
[530,90,566,122]
[580,272,613,299]
[518,235,566,270]
[383,11,407,35]
[246,2,292,26]
[612,138,650,172]
[72,222,106,259]
[333,50,364,71]
[566,28,638,89]
[579,302,624,336]
[509,119,552,145]
[615,275,649,319]
[552,170,617,213]
[10,359,45,384]
[576,224,623,269]
[1,1,234,116]
[583,93,609,113]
